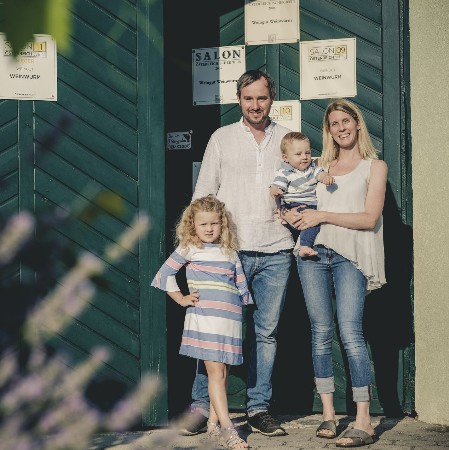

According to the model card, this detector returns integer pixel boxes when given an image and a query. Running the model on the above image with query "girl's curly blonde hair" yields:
[175,195,238,255]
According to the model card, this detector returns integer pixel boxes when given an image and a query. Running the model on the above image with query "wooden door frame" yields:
[138,0,168,426]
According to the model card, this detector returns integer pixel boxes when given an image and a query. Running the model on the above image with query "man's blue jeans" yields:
[191,249,292,416]
[296,245,371,402]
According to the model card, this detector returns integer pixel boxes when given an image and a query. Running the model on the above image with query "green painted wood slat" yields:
[57,57,138,129]
[63,38,137,102]
[301,0,382,45]
[35,141,138,207]
[71,15,137,78]
[35,104,138,177]
[34,172,137,256]
[71,1,137,54]
[55,84,138,151]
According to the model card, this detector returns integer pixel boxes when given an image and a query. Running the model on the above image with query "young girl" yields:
[151,195,252,449]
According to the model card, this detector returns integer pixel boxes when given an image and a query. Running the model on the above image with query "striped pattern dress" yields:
[151,243,253,365]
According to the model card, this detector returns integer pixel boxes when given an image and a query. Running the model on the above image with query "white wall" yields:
[410,0,449,425]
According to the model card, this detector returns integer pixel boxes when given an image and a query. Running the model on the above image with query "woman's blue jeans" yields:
[296,245,371,402]
[191,249,292,415]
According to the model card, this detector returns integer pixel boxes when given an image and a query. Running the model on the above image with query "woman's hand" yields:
[295,209,325,230]
[281,207,325,230]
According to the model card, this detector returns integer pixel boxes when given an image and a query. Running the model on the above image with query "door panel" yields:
[0,0,167,426]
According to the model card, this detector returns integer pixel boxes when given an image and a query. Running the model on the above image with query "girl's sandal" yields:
[221,426,249,449]
[207,420,221,442]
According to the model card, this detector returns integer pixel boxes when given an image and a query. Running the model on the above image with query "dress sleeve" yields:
[234,255,254,305]
[151,247,188,292]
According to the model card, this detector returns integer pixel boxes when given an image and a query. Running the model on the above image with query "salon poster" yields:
[192,46,245,105]
[0,34,57,101]
[245,0,299,46]
[299,38,356,100]
[271,100,301,131]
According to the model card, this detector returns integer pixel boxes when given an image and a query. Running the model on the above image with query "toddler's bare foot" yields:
[298,246,318,257]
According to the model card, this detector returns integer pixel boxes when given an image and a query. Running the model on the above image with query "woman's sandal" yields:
[335,428,377,447]
[221,426,249,449]
[316,419,337,439]
[207,420,221,442]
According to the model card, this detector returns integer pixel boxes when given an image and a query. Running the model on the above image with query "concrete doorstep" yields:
[88,413,449,450]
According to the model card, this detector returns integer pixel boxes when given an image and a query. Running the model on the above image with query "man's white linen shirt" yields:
[192,117,294,252]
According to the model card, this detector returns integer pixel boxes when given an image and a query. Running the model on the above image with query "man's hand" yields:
[280,208,301,229]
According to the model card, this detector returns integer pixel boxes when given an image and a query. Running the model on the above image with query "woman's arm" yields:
[283,160,388,231]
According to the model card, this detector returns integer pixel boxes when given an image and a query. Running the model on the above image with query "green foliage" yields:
[0,0,72,55]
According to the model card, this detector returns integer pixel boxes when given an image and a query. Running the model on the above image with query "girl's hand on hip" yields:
[180,290,200,307]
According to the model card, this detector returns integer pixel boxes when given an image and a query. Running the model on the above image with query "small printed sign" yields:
[300,37,357,100]
[192,46,245,105]
[166,131,192,150]
[0,33,57,101]
[270,100,301,131]
[245,0,300,46]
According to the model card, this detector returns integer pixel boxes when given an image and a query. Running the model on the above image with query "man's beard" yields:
[243,110,269,125]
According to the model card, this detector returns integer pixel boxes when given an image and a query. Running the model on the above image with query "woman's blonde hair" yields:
[321,98,379,168]
[175,195,238,255]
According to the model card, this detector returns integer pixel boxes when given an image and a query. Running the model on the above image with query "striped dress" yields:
[151,243,253,365]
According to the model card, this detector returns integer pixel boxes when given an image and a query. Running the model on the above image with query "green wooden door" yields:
[0,0,167,426]
[165,0,413,416]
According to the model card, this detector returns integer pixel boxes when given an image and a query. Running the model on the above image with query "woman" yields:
[285,99,387,447]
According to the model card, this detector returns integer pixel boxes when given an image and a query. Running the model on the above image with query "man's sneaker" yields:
[178,409,208,436]
[247,411,287,436]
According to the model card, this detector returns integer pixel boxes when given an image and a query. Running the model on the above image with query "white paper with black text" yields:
[0,34,57,101]
[245,0,300,46]
[300,38,356,100]
[192,46,246,105]
[271,100,301,131]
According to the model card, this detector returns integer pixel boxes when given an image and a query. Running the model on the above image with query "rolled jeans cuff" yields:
[191,406,209,418]
[315,376,335,394]
[352,386,371,402]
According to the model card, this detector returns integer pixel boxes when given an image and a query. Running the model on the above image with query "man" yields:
[185,69,294,437]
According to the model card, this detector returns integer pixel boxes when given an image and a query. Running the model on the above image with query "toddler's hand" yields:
[323,174,335,185]
[269,185,284,199]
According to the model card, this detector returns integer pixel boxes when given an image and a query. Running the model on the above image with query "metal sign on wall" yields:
[271,100,301,131]
[166,131,192,150]
[245,0,300,45]
[0,34,57,101]
[299,37,356,100]
[192,46,246,105]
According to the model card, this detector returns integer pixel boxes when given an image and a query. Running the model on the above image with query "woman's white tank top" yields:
[315,158,386,292]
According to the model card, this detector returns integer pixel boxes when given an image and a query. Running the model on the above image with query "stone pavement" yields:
[89,413,449,450]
